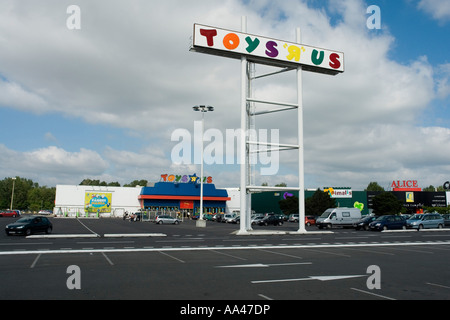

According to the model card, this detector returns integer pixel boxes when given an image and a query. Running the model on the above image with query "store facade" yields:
[138,181,231,217]
[54,185,142,217]
[54,175,232,218]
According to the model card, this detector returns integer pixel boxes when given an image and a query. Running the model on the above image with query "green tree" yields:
[28,186,56,211]
[365,182,385,191]
[275,182,287,187]
[79,179,121,186]
[278,195,299,215]
[79,179,100,186]
[371,192,403,215]
[124,180,148,187]
[305,188,336,216]
[0,177,36,210]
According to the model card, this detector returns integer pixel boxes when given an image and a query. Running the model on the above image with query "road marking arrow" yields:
[252,274,366,284]
[216,262,312,268]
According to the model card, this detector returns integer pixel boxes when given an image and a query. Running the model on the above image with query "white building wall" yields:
[225,188,240,214]
[55,185,142,217]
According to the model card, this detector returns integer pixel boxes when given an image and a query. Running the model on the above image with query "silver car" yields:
[155,215,181,225]
[406,213,444,230]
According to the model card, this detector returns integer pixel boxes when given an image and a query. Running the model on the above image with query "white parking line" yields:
[351,287,396,300]
[104,233,166,238]
[426,282,450,289]
[257,249,303,259]
[258,294,273,300]
[27,234,100,239]
[1,241,450,256]
[76,219,100,237]
[210,249,247,260]
[30,253,41,268]
[158,251,185,263]
[102,252,114,266]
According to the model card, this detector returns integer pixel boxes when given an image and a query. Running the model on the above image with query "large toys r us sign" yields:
[191,23,344,75]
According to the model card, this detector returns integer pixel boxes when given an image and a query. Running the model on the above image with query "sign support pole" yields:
[296,28,306,233]
[239,16,249,234]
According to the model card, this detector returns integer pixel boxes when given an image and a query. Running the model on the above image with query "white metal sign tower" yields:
[190,17,344,234]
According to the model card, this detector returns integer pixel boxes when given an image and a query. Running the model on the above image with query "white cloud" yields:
[418,0,450,23]
[436,63,450,99]
[0,80,49,113]
[0,144,108,185]
[0,0,448,190]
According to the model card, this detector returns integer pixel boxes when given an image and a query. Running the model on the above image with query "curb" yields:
[103,233,166,238]
[26,233,167,239]
[26,234,100,239]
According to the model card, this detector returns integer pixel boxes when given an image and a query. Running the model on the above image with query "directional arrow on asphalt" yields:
[251,274,366,284]
[216,262,312,268]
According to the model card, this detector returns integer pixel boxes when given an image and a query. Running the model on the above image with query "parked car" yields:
[38,210,53,215]
[0,210,20,217]
[369,215,406,231]
[406,213,445,230]
[288,214,299,222]
[251,215,264,225]
[203,213,215,221]
[5,216,53,236]
[442,214,450,227]
[354,216,377,230]
[155,215,181,225]
[258,215,284,226]
[214,214,225,223]
[305,216,316,226]
[223,213,238,223]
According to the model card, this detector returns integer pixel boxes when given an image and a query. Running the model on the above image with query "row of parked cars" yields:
[354,213,449,231]
[0,210,21,218]
[205,212,318,227]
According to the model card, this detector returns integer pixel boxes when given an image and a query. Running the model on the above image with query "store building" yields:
[251,185,449,216]
[54,174,233,218]
[54,185,142,217]
[251,188,370,216]
[138,181,231,217]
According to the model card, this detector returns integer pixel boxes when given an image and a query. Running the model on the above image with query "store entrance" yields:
[181,208,194,219]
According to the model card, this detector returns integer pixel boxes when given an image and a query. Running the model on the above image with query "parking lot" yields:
[1,215,450,301]
[1,214,323,239]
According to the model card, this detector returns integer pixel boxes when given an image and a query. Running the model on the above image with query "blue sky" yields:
[0,0,449,189]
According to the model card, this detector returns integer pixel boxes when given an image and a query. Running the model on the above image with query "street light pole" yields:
[193,105,214,228]
[10,177,16,211]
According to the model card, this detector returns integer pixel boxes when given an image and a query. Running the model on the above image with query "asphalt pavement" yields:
[1,216,450,303]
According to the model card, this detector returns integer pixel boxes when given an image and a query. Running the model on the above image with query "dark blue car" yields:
[369,215,406,231]
[5,216,53,236]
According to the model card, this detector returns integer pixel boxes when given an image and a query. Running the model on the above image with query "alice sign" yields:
[191,24,344,75]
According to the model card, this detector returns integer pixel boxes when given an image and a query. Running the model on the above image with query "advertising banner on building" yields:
[324,187,352,198]
[367,191,446,213]
[191,24,344,75]
[85,192,112,214]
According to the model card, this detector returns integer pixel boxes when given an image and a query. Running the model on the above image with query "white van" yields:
[316,208,361,229]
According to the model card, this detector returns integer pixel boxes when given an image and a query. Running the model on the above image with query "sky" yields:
[0,0,450,191]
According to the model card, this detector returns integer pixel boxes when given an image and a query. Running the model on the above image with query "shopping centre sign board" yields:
[191,23,344,75]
